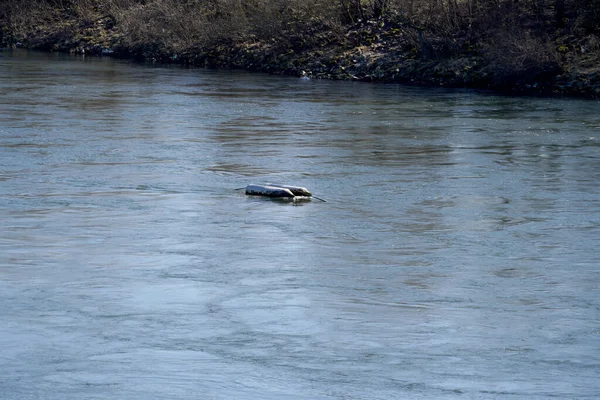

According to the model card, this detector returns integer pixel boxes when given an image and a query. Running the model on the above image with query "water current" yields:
[1,49,599,399]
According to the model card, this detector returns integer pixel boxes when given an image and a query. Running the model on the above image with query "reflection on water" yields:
[1,49,600,399]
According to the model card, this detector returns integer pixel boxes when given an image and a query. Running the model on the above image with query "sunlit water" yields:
[1,49,599,399]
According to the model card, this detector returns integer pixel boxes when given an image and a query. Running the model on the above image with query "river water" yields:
[1,49,599,399]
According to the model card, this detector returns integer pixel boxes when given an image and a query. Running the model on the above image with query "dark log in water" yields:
[245,184,296,198]
[267,184,312,197]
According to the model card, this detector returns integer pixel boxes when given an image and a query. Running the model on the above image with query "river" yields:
[1,49,599,399]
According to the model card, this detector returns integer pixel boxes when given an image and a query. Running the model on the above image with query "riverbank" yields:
[1,1,599,98]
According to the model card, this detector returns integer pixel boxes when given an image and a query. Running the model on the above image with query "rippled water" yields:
[1,49,599,399]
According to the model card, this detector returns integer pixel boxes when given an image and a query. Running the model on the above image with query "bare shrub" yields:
[1,0,58,31]
[70,0,100,26]
[482,26,560,84]
[572,0,600,34]
[108,0,211,53]
[227,0,343,49]
[203,0,250,45]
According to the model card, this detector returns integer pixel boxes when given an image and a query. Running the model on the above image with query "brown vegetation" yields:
[1,0,599,97]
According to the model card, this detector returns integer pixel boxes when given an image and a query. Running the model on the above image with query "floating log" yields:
[241,184,324,201]
[266,183,312,197]
[245,184,295,198]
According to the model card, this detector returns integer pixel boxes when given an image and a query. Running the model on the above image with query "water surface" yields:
[1,49,599,399]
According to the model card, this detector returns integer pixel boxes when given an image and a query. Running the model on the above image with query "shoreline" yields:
[2,4,599,99]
